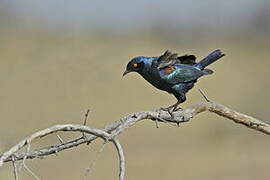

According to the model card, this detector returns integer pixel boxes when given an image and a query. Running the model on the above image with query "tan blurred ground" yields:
[0,29,269,180]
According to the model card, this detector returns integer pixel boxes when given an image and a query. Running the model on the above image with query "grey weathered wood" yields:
[0,101,269,180]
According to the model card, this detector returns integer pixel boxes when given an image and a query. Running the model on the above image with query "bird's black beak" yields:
[122,70,131,77]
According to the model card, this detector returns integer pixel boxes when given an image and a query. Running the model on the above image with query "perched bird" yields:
[123,49,225,111]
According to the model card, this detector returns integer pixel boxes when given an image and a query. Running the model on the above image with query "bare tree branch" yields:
[0,101,269,180]
[11,156,18,180]
[111,138,125,180]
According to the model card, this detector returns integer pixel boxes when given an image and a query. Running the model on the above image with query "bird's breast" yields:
[140,68,174,93]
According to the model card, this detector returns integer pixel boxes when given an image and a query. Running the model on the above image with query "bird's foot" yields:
[174,107,183,111]
[160,103,182,112]
[160,104,181,120]
[160,106,173,115]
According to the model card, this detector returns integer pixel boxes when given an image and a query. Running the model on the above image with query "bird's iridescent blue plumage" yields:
[159,64,206,84]
[124,50,225,105]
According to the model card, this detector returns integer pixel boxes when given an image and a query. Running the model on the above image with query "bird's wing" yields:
[159,64,206,84]
[177,54,197,65]
[157,50,197,69]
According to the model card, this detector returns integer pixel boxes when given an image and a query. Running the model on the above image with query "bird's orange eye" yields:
[133,63,138,68]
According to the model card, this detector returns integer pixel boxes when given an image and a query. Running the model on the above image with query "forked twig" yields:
[83,109,90,137]
[198,88,210,102]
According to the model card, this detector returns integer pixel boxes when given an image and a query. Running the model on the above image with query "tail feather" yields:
[195,50,225,70]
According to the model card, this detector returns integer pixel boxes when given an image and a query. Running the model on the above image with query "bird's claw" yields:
[174,107,183,111]
[159,106,180,120]
[160,104,181,112]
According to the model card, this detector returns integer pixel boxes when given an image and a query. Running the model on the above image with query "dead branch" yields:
[0,101,269,180]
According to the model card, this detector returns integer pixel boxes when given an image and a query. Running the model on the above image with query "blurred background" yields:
[0,0,269,179]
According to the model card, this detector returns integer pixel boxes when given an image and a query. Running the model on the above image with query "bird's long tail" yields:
[195,49,225,70]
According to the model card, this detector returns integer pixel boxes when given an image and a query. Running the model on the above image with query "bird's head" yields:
[123,56,146,76]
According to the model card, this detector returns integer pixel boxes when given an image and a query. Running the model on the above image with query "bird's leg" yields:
[160,103,176,112]
[160,100,181,118]
[171,92,186,112]
[161,96,183,112]
[172,101,182,111]
[174,106,183,111]
[160,93,186,119]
